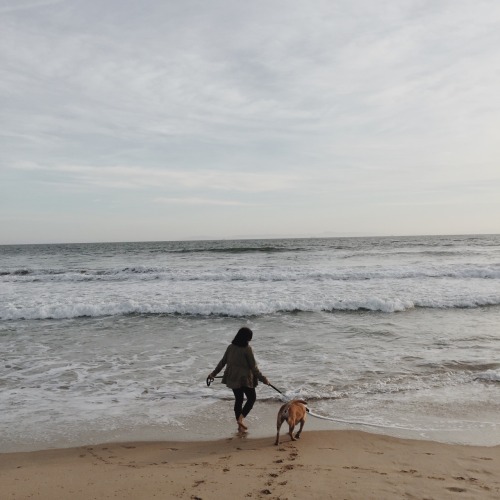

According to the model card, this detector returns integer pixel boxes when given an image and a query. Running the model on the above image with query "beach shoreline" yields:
[4,396,498,455]
[2,430,499,499]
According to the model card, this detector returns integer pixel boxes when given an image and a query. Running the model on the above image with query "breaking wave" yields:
[2,295,500,320]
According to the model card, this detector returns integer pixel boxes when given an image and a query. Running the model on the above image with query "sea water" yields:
[1,235,499,451]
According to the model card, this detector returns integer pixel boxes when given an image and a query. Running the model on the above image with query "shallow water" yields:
[1,235,499,451]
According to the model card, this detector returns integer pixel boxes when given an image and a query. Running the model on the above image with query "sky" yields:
[1,0,500,244]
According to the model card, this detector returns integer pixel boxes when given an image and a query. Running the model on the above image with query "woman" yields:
[208,327,270,432]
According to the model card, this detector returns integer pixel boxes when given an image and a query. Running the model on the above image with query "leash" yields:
[206,376,390,427]
[206,375,284,396]
[268,383,285,396]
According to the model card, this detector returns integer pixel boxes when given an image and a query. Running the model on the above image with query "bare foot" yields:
[237,416,248,430]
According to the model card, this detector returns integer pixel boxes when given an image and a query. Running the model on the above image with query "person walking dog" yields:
[208,327,270,432]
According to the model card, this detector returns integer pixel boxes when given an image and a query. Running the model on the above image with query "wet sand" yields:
[1,430,499,499]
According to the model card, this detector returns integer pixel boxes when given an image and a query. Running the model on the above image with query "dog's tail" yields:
[296,399,309,412]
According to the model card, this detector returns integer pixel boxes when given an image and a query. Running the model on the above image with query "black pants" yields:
[232,387,256,419]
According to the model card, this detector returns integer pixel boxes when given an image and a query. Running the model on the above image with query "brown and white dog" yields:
[274,399,308,445]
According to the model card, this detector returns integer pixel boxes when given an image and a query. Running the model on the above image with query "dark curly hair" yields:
[232,327,253,347]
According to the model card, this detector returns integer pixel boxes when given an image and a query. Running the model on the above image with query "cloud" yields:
[3,1,500,158]
[9,162,302,193]
[0,0,66,14]
[1,0,500,242]
[153,197,252,206]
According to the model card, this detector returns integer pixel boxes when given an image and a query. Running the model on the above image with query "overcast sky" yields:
[1,0,499,244]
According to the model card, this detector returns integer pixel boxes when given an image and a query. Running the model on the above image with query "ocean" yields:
[1,235,499,452]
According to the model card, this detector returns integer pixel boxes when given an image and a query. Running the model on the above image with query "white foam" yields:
[3,292,500,320]
[475,370,500,382]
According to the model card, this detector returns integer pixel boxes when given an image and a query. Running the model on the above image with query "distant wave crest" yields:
[2,264,500,283]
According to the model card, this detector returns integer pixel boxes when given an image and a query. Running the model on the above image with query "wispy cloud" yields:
[153,197,253,206]
[0,0,66,15]
[10,162,302,193]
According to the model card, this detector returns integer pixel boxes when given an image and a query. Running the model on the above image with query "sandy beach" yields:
[1,430,499,500]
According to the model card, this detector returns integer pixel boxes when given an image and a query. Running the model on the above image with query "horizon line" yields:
[1,231,498,246]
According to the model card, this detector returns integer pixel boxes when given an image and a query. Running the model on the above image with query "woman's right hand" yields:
[207,373,215,382]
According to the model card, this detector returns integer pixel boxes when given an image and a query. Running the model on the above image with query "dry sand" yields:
[1,430,499,499]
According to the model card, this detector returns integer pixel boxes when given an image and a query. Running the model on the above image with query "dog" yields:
[274,399,308,445]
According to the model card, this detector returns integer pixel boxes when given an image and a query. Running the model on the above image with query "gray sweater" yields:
[212,344,268,389]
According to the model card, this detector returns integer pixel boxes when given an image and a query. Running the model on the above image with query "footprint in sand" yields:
[454,476,479,483]
[447,487,467,493]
